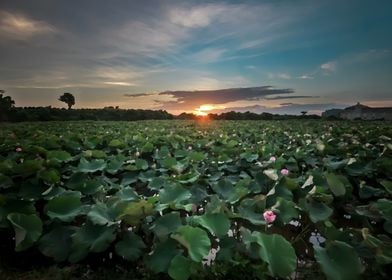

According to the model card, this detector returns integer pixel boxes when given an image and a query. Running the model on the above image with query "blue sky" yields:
[0,0,391,114]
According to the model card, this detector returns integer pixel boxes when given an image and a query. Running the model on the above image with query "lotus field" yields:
[0,120,391,279]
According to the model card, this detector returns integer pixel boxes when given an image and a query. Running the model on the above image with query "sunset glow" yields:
[194,104,220,116]
[0,1,391,115]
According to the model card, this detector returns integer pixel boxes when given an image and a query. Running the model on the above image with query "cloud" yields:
[103,82,136,86]
[299,74,313,79]
[278,73,291,79]
[216,102,348,115]
[169,4,230,28]
[191,48,226,63]
[124,93,152,97]
[239,39,266,50]
[0,10,55,39]
[336,49,392,66]
[109,20,186,55]
[125,86,295,110]
[320,61,337,72]
[268,73,291,80]
[0,1,318,101]
[264,95,319,100]
[301,49,391,80]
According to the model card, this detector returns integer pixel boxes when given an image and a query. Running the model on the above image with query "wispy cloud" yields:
[239,39,266,50]
[169,4,230,28]
[0,10,55,39]
[299,74,314,79]
[268,73,292,80]
[264,95,319,100]
[108,20,186,56]
[191,48,227,63]
[320,61,337,72]
[339,49,392,65]
[125,86,295,111]
[103,81,136,86]
[310,49,391,78]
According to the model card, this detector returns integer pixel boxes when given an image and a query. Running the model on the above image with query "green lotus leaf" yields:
[325,173,346,196]
[121,171,138,186]
[162,157,177,169]
[252,232,297,278]
[272,197,299,224]
[376,199,392,221]
[46,150,72,163]
[148,177,165,190]
[145,239,180,273]
[115,232,146,261]
[66,172,104,194]
[44,191,82,222]
[0,199,36,227]
[211,179,248,204]
[168,255,193,280]
[7,213,43,252]
[0,174,13,189]
[305,200,333,223]
[141,142,154,153]
[39,225,73,261]
[159,184,192,204]
[238,198,266,225]
[87,202,123,226]
[108,139,125,148]
[380,180,392,194]
[188,151,205,162]
[152,212,182,240]
[105,158,124,174]
[38,169,61,185]
[119,199,154,225]
[14,159,43,177]
[135,158,148,170]
[171,225,211,262]
[69,222,116,262]
[84,149,107,159]
[215,236,237,261]
[77,158,106,173]
[115,187,139,202]
[314,241,362,280]
[192,213,230,238]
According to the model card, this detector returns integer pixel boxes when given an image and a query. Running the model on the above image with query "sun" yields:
[194,104,215,116]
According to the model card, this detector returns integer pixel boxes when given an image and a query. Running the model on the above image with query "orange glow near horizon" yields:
[193,104,223,116]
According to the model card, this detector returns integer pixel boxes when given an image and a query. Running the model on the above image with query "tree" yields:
[59,92,75,109]
[301,111,308,116]
[0,90,15,121]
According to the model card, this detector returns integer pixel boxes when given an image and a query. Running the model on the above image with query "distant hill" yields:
[322,103,392,120]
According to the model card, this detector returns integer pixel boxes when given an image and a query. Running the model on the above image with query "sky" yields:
[0,0,391,115]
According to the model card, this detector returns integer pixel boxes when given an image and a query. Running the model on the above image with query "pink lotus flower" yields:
[15,147,22,152]
[280,168,289,176]
[269,156,276,162]
[263,210,277,223]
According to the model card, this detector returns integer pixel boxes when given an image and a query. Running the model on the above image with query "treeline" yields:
[1,107,322,122]
[3,107,173,122]
[177,111,321,120]
[1,91,321,122]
